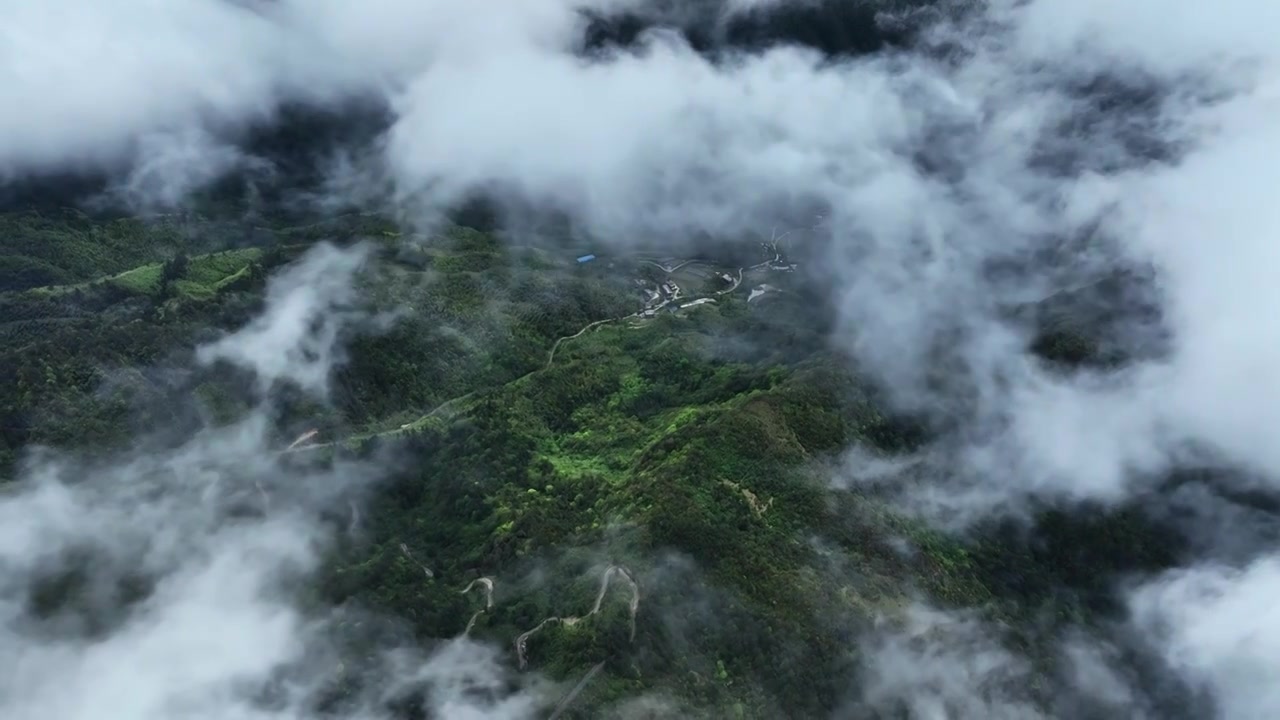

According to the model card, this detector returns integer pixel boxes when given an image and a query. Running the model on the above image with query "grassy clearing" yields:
[108,263,164,294]
[0,210,186,292]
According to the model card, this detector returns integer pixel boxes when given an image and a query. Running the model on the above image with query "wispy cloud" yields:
[0,244,543,720]
[196,241,372,397]
[6,0,1280,716]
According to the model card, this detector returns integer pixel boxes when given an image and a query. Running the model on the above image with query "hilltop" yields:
[0,207,1187,718]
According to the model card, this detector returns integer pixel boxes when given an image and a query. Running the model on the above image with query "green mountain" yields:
[0,208,1180,718]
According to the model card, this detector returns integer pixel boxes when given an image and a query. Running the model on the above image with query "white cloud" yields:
[853,605,1046,720]
[196,241,371,397]
[1131,557,1280,720]
[1,0,300,175]
[0,243,544,720]
[0,0,652,185]
[8,0,1280,716]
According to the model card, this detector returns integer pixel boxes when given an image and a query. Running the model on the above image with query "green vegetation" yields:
[0,208,1183,717]
[0,209,184,292]
[318,290,992,716]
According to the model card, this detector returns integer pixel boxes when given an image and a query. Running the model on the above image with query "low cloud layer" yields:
[0,246,542,720]
[852,606,1047,719]
[1131,557,1280,720]
[6,0,1280,717]
[196,241,372,397]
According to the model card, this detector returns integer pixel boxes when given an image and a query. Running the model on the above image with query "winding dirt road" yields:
[285,428,320,450]
[460,576,495,636]
[514,564,641,670]
[544,318,618,369]
[279,247,789,460]
[398,543,434,578]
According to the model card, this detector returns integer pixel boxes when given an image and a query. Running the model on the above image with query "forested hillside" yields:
[0,206,1192,719]
[5,0,1278,717]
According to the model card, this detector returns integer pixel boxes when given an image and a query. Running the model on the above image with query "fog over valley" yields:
[1,1,1278,718]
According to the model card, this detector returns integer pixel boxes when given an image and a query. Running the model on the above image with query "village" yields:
[576,233,800,322]
[285,233,806,455]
